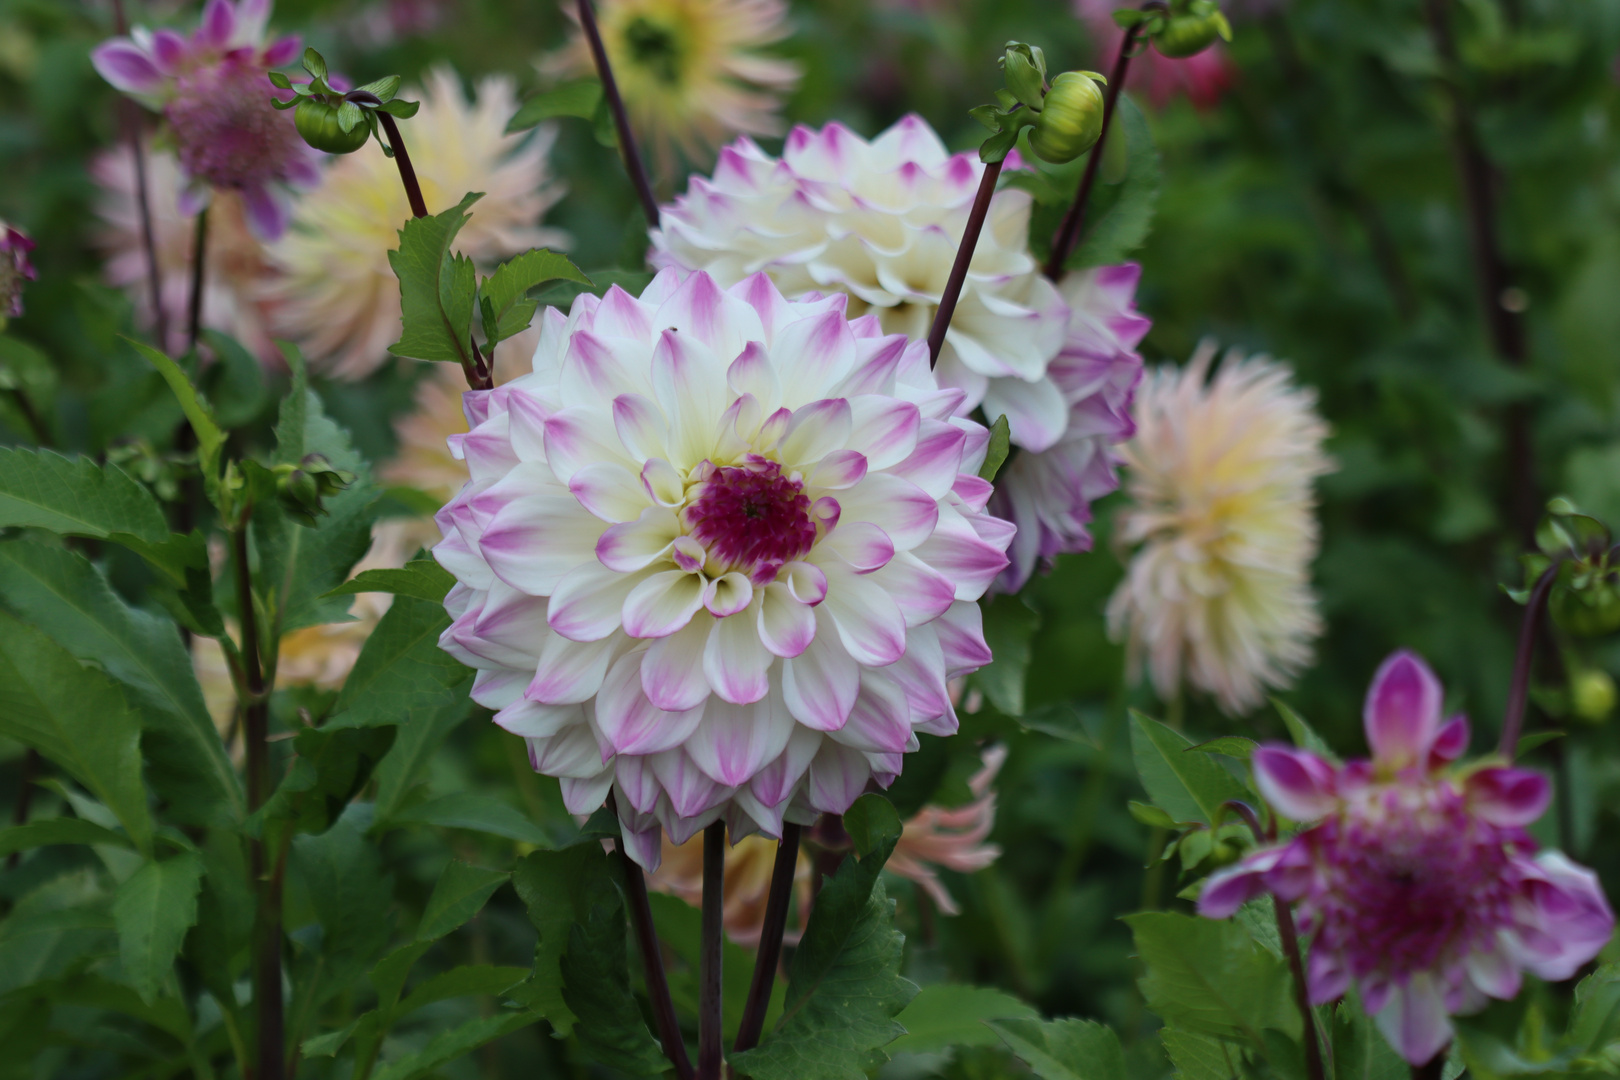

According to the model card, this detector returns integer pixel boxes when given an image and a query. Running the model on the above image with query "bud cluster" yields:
[273,453,355,526]
[270,48,418,157]
[969,42,1107,165]
[1115,0,1233,59]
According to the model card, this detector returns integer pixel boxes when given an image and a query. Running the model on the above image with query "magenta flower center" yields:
[166,58,306,190]
[1303,780,1529,983]
[683,456,816,577]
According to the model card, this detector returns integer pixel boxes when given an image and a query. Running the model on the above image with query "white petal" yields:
[704,606,773,704]
[595,650,706,755]
[820,560,908,666]
[480,496,606,596]
[641,615,715,711]
[596,505,682,572]
[527,634,621,704]
[622,569,708,638]
[569,461,649,523]
[834,474,939,551]
[758,581,817,658]
[686,692,793,787]
[782,616,860,730]
[548,561,647,642]
[778,398,853,468]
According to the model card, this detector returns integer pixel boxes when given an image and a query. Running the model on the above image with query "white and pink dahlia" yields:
[649,116,1144,590]
[432,269,1013,869]
[1201,651,1615,1066]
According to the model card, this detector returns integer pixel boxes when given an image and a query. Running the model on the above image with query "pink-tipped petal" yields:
[1253,745,1339,822]
[1465,767,1551,827]
[1363,650,1444,769]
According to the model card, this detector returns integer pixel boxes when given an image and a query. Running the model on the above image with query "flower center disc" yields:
[683,457,816,579]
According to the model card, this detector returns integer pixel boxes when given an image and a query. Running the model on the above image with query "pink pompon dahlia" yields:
[1200,650,1615,1066]
[0,221,36,320]
[433,269,1012,870]
[92,0,317,238]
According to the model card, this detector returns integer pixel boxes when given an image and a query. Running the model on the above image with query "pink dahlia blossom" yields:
[432,269,1012,870]
[1200,650,1615,1066]
[0,221,36,320]
[650,116,1144,589]
[1075,0,1233,110]
[92,0,317,238]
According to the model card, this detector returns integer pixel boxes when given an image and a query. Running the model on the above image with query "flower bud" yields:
[1028,72,1105,164]
[274,453,355,527]
[294,98,370,154]
[1152,4,1232,59]
[1552,578,1620,637]
[1572,668,1616,724]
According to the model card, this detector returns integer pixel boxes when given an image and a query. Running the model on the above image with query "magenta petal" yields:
[262,34,301,67]
[1363,649,1443,768]
[197,0,236,48]
[1197,848,1284,918]
[1429,714,1470,763]
[1465,767,1550,826]
[150,30,188,72]
[1372,975,1453,1067]
[1306,947,1350,1005]
[91,41,165,96]
[1253,745,1338,822]
[240,183,290,240]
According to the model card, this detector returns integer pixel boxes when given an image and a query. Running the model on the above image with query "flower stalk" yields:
[373,108,428,220]
[187,206,209,352]
[1500,561,1559,758]
[575,0,661,230]
[610,795,694,1080]
[926,159,1003,368]
[734,823,802,1054]
[699,821,726,1080]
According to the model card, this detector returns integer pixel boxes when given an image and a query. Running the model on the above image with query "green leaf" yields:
[1271,699,1338,762]
[252,723,397,836]
[887,985,1039,1054]
[389,792,553,846]
[377,98,419,119]
[112,852,204,1003]
[1330,988,1408,1080]
[1129,712,1251,825]
[509,842,620,1035]
[1161,1029,1247,1080]
[507,79,604,132]
[388,192,484,366]
[395,964,529,1019]
[532,267,655,310]
[0,610,153,853]
[730,812,917,1079]
[330,592,469,729]
[561,887,670,1076]
[478,249,592,348]
[0,540,243,826]
[0,906,118,996]
[988,1017,1126,1080]
[974,595,1040,716]
[1189,737,1258,762]
[336,99,364,133]
[126,339,227,495]
[1127,800,1184,829]
[325,558,455,604]
[355,74,401,103]
[844,791,903,856]
[301,1018,360,1058]
[369,1012,535,1080]
[301,47,327,80]
[1514,729,1566,755]
[370,691,474,825]
[0,817,132,857]
[199,330,269,427]
[1066,95,1160,269]
[1124,911,1298,1048]
[291,809,394,976]
[0,446,203,584]
[417,861,509,942]
[979,413,1012,481]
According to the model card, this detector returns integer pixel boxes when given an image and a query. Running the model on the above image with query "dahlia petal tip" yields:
[1364,649,1444,768]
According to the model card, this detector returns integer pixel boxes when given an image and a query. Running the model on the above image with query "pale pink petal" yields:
[481,496,605,595]
[704,572,754,618]
[622,570,707,638]
[758,582,817,659]
[1465,947,1522,1001]
[819,562,907,666]
[980,374,1069,454]
[808,449,868,491]
[778,398,853,467]
[819,521,895,574]
[1372,974,1453,1067]
[704,609,773,704]
[1465,767,1551,827]
[641,616,715,711]
[527,634,620,704]
[687,694,793,786]
[834,474,939,551]
[804,740,872,815]
[1363,650,1443,768]
[846,396,921,470]
[570,461,650,522]
[91,41,166,96]
[596,652,706,755]
[495,699,580,739]
[651,749,732,819]
[827,672,912,754]
[1518,853,1615,980]
[782,621,860,730]
[547,561,644,642]
[596,505,681,572]
[612,393,669,462]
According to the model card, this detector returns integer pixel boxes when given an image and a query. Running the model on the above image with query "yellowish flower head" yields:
[265,67,566,380]
[543,0,800,167]
[1108,343,1333,714]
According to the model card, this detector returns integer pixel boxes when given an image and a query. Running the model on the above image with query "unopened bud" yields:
[1573,669,1616,724]
[274,453,355,527]
[294,98,370,154]
[1152,0,1232,59]
[1552,578,1620,638]
[1028,72,1106,164]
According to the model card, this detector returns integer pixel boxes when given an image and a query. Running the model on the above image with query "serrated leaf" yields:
[369,692,474,827]
[1161,1029,1246,1080]
[292,809,393,975]
[251,724,397,836]
[729,815,917,1079]
[417,861,509,942]
[0,906,118,996]
[1331,988,1409,1080]
[1129,712,1251,825]
[561,892,670,1077]
[330,595,469,728]
[325,558,455,604]
[509,843,619,1035]
[979,413,1012,481]
[1066,95,1160,270]
[0,540,243,826]
[478,249,592,348]
[988,1017,1126,1080]
[974,594,1040,716]
[369,1012,535,1080]
[0,817,132,857]
[395,964,529,1019]
[507,79,604,132]
[302,1018,360,1058]
[389,792,553,846]
[126,340,228,505]
[387,192,484,366]
[112,852,204,1003]
[199,330,269,427]
[1124,911,1298,1048]
[0,610,153,853]
[844,792,903,856]
[888,985,1039,1054]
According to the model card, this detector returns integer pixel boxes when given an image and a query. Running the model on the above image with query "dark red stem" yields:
[927,159,1003,368]
[376,111,428,220]
[1274,895,1326,1080]
[186,206,208,353]
[1500,562,1559,758]
[1042,20,1144,279]
[698,822,725,1080]
[610,807,694,1080]
[734,823,801,1053]
[575,0,661,229]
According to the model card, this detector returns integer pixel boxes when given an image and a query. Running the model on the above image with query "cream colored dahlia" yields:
[651,116,1146,589]
[433,269,1012,868]
[264,67,566,380]
[91,141,279,361]
[1108,342,1333,714]
[541,0,799,168]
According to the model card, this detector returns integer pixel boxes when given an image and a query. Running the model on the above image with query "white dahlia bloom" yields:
[433,269,1013,869]
[648,115,1144,589]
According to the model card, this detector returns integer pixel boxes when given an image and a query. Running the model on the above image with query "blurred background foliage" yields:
[4,0,1620,1076]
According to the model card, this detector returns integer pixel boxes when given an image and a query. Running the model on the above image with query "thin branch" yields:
[374,110,429,220]
[698,821,726,1080]
[734,823,801,1054]
[1274,895,1326,1080]
[1500,562,1559,758]
[186,207,208,353]
[575,0,661,229]
[927,159,1003,368]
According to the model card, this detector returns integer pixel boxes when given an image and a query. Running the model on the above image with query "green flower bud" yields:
[1152,8,1232,59]
[1028,72,1105,165]
[1572,669,1616,724]
[294,98,371,155]
[1552,578,1620,637]
[273,454,355,527]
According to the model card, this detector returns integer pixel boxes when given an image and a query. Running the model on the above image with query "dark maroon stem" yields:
[927,159,1003,368]
[1421,0,1536,542]
[734,822,801,1054]
[698,822,725,1080]
[1042,19,1145,280]
[609,803,694,1080]
[375,111,428,220]
[186,206,208,353]
[1274,895,1326,1080]
[1500,562,1559,758]
[575,0,661,230]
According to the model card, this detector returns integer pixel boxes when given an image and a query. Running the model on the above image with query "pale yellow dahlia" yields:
[1107,343,1333,714]
[541,0,800,168]
[264,67,566,380]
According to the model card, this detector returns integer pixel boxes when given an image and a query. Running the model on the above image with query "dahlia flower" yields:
[265,68,566,380]
[650,116,1144,589]
[541,0,800,167]
[1075,0,1233,109]
[1200,651,1615,1066]
[0,220,35,321]
[433,269,1012,869]
[91,141,278,360]
[1107,343,1331,714]
[92,0,319,238]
